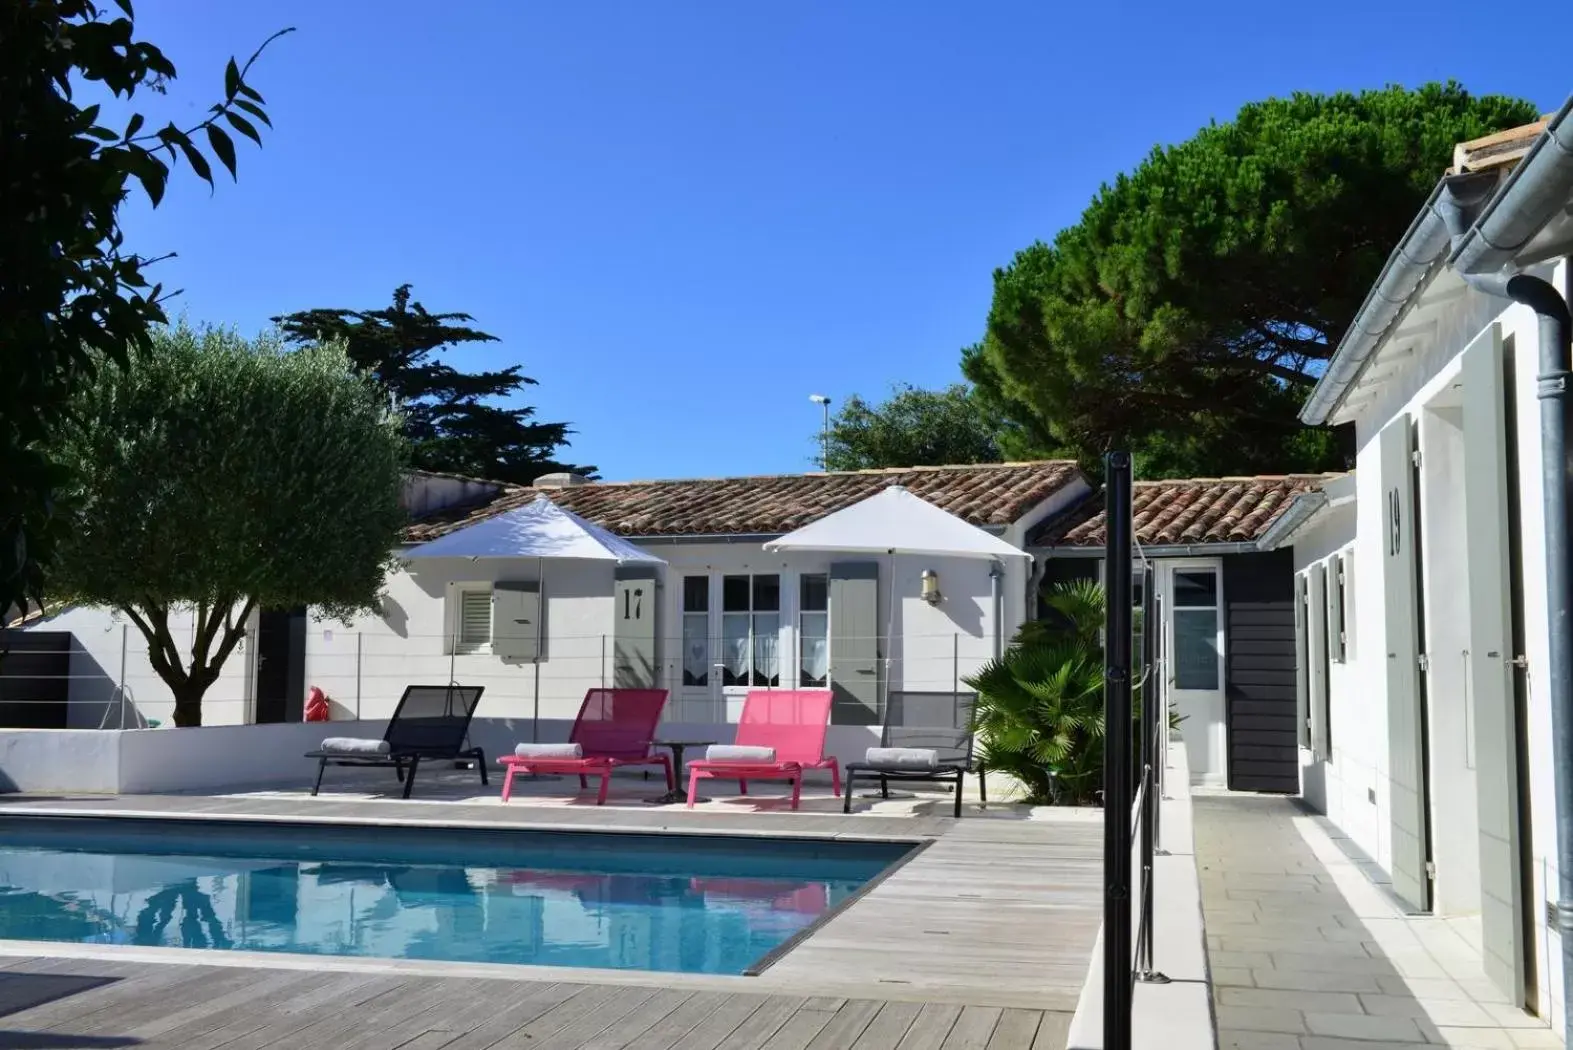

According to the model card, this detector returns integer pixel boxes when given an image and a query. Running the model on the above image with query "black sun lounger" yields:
[305,684,486,799]
[842,723,984,819]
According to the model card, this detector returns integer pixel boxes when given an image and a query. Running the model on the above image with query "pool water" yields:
[0,818,909,975]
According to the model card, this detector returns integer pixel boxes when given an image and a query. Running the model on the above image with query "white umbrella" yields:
[404,496,662,565]
[764,486,1029,717]
[406,495,665,740]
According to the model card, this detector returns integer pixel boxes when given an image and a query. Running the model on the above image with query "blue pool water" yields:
[0,818,909,975]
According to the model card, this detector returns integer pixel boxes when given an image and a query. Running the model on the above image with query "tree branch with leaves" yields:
[0,0,290,623]
[48,326,408,726]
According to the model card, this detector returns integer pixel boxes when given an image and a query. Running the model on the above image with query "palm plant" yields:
[965,579,1151,805]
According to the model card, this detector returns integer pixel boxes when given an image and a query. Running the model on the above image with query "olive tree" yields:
[50,325,408,726]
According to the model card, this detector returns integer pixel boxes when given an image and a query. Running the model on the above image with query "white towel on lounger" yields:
[513,742,584,759]
[865,747,940,771]
[321,737,390,755]
[705,744,776,763]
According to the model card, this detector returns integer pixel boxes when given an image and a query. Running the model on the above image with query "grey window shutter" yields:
[1461,322,1526,1004]
[1294,574,1309,749]
[493,581,542,661]
[1379,414,1429,913]
[1309,563,1329,757]
[829,562,880,725]
[1329,556,1346,663]
[613,571,657,688]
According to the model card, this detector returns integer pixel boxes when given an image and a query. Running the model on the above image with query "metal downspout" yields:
[989,561,1005,660]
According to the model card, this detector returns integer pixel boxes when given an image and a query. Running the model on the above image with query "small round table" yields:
[646,739,715,805]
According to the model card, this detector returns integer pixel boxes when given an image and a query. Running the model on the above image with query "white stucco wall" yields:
[304,555,617,725]
[19,605,253,729]
[1297,259,1569,1029]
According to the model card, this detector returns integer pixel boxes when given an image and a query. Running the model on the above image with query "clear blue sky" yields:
[121,1,1568,481]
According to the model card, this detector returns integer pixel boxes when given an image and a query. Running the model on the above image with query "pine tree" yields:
[274,285,594,483]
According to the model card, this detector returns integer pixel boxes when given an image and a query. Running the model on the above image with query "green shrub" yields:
[965,580,1158,805]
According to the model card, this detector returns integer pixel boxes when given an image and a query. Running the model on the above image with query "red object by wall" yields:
[304,686,330,722]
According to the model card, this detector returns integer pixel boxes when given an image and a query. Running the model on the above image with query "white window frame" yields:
[448,584,494,656]
[720,572,784,691]
[679,574,711,690]
[797,572,830,689]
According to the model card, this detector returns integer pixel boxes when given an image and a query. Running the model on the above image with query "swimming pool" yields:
[0,817,912,975]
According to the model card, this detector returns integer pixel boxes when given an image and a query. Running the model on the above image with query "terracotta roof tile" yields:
[405,461,1086,542]
[1030,475,1337,548]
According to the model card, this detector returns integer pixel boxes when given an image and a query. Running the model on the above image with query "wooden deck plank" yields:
[1029,1012,1072,1050]
[620,990,765,1050]
[756,1006,835,1050]
[529,985,666,1050]
[485,984,634,1049]
[894,1003,964,1050]
[849,1000,923,1050]
[576,988,696,1050]
[939,1006,1003,1050]
[803,998,883,1049]
[700,994,803,1050]
[432,982,585,1050]
[986,1009,1042,1049]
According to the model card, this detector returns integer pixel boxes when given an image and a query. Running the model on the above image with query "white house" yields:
[1278,101,1573,1031]
[1030,474,1336,791]
[13,461,1090,744]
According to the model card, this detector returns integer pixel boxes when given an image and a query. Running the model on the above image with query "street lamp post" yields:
[809,394,831,470]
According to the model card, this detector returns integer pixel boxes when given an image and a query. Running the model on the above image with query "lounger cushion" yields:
[705,744,777,763]
[865,747,940,771]
[513,742,584,759]
[321,737,391,755]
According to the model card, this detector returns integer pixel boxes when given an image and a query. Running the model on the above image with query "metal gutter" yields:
[1255,491,1329,551]
[1029,541,1266,559]
[1451,95,1573,275]
[1299,181,1455,425]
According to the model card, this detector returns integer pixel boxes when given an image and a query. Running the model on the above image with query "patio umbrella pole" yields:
[532,554,543,744]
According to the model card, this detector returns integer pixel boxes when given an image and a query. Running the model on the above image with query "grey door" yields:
[1462,323,1527,1003]
[1380,415,1430,912]
[829,562,880,724]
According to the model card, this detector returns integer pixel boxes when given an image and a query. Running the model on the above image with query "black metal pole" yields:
[1104,451,1134,1050]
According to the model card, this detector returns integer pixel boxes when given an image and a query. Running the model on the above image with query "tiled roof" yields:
[405,461,1086,542]
[1030,475,1337,548]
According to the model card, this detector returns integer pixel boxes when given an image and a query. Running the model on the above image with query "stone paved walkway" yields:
[1194,793,1557,1050]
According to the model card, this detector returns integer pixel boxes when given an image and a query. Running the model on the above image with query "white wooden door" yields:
[1461,323,1527,1003]
[1381,415,1430,912]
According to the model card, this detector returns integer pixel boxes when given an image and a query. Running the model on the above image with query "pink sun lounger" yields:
[497,688,672,805]
[684,689,840,809]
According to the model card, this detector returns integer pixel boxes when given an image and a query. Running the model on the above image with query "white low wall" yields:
[1067,738,1214,1050]
[0,719,885,796]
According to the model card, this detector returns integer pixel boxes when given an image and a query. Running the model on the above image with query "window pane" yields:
[683,576,709,612]
[722,576,750,613]
[753,574,780,612]
[1174,608,1219,689]
[800,611,828,686]
[800,574,828,612]
[682,612,709,687]
[752,613,780,686]
[721,613,750,685]
[1173,570,1217,608]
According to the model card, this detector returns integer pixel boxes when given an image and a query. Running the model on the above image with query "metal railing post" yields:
[119,624,128,731]
[1103,451,1134,1050]
[356,632,363,720]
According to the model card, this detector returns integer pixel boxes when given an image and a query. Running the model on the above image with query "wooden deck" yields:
[0,955,1071,1049]
[0,789,1100,1048]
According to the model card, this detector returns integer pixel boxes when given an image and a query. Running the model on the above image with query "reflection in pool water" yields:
[0,819,904,975]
